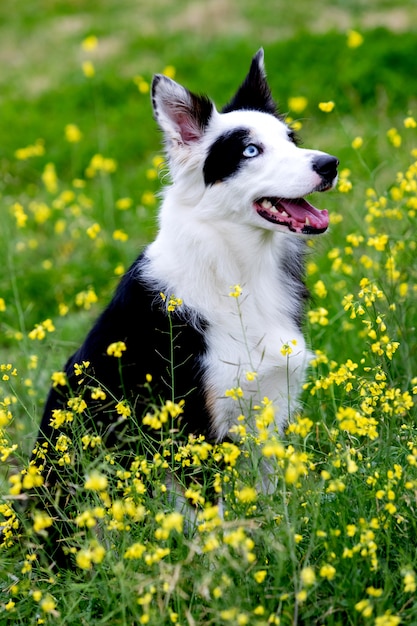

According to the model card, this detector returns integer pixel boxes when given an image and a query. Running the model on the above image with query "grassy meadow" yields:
[2,1,417,624]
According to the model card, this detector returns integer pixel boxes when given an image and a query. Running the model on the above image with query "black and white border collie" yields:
[39,49,338,474]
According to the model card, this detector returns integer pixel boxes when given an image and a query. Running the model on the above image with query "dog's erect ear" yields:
[151,74,214,145]
[222,48,277,116]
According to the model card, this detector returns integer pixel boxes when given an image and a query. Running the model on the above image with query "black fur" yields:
[222,49,278,116]
[38,253,212,453]
[203,128,254,185]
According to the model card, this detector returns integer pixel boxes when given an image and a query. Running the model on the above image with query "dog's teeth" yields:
[261,198,273,209]
[305,217,311,226]
[281,210,289,218]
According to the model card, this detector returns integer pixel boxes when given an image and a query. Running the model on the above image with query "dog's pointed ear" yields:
[222,48,277,116]
[152,74,215,145]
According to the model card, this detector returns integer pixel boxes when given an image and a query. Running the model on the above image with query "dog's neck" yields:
[145,188,306,329]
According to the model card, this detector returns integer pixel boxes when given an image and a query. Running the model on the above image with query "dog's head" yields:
[151,49,338,236]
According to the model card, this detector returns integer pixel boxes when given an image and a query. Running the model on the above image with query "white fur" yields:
[144,66,336,442]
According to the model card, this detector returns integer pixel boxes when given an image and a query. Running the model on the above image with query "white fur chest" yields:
[145,222,309,442]
[201,289,307,441]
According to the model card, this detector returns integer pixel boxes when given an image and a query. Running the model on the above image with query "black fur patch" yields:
[203,128,254,185]
[39,253,212,451]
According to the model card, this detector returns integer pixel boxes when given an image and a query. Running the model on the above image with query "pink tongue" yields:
[280,198,329,229]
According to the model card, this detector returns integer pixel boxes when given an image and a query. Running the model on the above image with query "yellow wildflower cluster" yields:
[75,287,98,310]
[2,42,417,625]
[336,406,379,440]
[106,340,127,357]
[76,540,106,570]
[85,153,117,178]
[15,139,45,160]
[142,399,185,430]
[28,318,55,340]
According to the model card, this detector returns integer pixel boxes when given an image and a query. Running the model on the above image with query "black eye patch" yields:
[203,128,254,185]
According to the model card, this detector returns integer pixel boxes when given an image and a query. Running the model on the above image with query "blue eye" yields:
[243,144,260,158]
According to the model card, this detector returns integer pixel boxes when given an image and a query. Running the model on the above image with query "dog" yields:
[37,49,338,500]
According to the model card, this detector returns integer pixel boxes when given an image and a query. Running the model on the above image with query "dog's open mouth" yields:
[254,197,329,235]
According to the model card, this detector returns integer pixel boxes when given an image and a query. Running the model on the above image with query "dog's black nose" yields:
[312,154,339,183]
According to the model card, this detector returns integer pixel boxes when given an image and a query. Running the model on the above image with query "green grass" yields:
[2,1,417,624]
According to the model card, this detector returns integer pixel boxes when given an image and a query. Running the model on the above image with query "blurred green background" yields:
[1,0,416,186]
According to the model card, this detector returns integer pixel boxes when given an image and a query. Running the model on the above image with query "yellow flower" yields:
[387,128,401,147]
[107,341,127,358]
[40,595,57,613]
[75,287,98,310]
[133,76,150,93]
[235,486,257,503]
[163,65,176,79]
[253,570,267,583]
[225,387,244,401]
[42,162,58,193]
[352,136,363,149]
[28,318,55,340]
[262,439,285,459]
[15,139,45,160]
[404,116,417,129]
[313,279,327,298]
[374,613,400,626]
[32,590,42,602]
[82,35,98,50]
[65,124,83,143]
[229,284,242,298]
[49,409,73,429]
[86,154,117,176]
[296,589,308,602]
[22,465,44,489]
[113,229,129,242]
[154,511,184,539]
[300,566,316,586]
[347,29,364,48]
[67,396,87,414]
[33,511,53,534]
[403,570,416,593]
[91,387,106,401]
[318,101,335,113]
[73,360,90,376]
[51,371,67,387]
[82,61,95,78]
[116,401,132,418]
[280,342,293,356]
[355,599,373,618]
[308,307,329,326]
[288,96,308,113]
[366,586,383,597]
[141,190,156,205]
[86,222,101,239]
[76,542,105,570]
[319,563,336,581]
[116,197,133,210]
[167,295,183,311]
[85,471,108,491]
[124,542,146,559]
